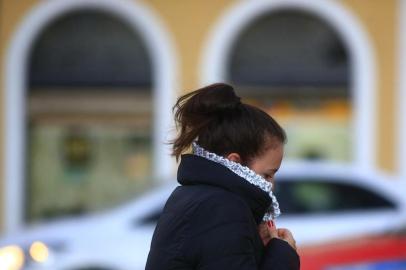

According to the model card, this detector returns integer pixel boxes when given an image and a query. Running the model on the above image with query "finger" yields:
[277,229,297,250]
[277,229,292,241]
[266,220,278,238]
[277,228,286,237]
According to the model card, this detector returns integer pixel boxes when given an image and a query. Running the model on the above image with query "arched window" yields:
[228,10,351,162]
[201,0,375,168]
[5,0,176,233]
[27,11,153,222]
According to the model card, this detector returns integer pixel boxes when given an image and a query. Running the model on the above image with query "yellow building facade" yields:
[0,0,403,234]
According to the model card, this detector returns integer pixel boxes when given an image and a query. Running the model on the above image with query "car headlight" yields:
[0,245,25,270]
[0,240,59,269]
[29,241,50,263]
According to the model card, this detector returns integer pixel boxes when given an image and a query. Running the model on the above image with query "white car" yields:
[1,162,405,270]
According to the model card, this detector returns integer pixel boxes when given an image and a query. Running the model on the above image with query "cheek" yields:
[249,162,265,176]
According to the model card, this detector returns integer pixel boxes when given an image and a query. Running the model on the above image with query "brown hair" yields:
[171,83,286,164]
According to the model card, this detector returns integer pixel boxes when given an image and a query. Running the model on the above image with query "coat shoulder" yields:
[176,185,254,230]
[177,184,251,216]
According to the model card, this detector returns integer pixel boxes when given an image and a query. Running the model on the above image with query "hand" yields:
[258,220,297,251]
[275,228,297,251]
[258,222,272,246]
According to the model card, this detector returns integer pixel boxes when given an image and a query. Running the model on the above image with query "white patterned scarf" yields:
[192,142,281,221]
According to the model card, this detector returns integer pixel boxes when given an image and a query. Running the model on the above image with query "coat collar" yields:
[177,154,272,224]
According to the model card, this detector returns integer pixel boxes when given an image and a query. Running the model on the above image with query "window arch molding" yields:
[4,0,178,233]
[200,0,376,169]
[398,0,406,179]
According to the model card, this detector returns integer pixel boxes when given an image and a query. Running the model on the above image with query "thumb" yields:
[266,220,278,239]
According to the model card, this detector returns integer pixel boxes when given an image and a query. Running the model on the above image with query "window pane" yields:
[228,10,349,88]
[27,11,153,222]
[228,10,351,162]
[29,11,151,88]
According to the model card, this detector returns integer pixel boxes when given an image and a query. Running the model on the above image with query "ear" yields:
[226,152,241,163]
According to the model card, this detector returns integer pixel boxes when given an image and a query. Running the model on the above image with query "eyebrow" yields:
[268,168,279,174]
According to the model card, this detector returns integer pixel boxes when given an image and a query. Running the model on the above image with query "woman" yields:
[145,83,300,270]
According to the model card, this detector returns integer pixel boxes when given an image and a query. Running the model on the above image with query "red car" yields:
[299,229,406,270]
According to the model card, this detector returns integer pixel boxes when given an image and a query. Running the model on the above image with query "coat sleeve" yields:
[261,238,300,270]
[182,193,300,270]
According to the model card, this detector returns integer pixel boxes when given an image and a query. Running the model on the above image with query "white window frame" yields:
[398,0,406,180]
[4,0,178,233]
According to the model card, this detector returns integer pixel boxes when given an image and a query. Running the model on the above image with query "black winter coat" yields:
[145,154,300,270]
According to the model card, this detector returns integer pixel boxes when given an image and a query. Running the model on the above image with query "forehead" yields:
[254,143,284,167]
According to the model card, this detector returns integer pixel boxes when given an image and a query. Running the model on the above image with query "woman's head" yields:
[172,83,286,180]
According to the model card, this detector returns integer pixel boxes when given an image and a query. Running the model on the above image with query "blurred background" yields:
[1,0,406,269]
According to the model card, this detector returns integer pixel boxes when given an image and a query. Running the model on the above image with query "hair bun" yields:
[172,83,244,160]
[188,83,241,115]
